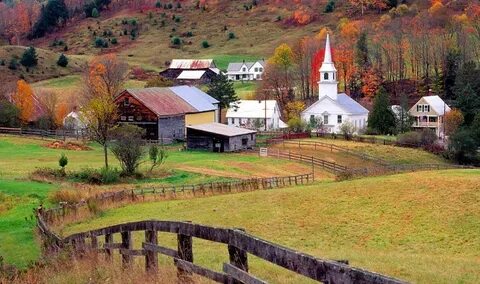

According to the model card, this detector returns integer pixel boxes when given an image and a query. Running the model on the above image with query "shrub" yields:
[94,37,105,47]
[0,100,19,127]
[155,1,161,8]
[111,37,118,44]
[20,47,38,67]
[167,3,173,9]
[130,19,137,26]
[287,118,307,133]
[201,40,210,48]
[31,167,64,180]
[228,32,235,39]
[340,121,355,140]
[58,153,68,175]
[63,45,68,51]
[148,144,168,172]
[185,31,193,37]
[91,8,99,18]
[324,0,335,13]
[110,125,145,176]
[397,131,421,146]
[71,167,120,184]
[121,18,128,25]
[174,16,181,23]
[99,167,121,184]
[57,53,69,67]
[171,36,181,46]
[7,59,17,70]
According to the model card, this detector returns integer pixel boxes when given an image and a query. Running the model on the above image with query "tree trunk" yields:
[103,143,109,169]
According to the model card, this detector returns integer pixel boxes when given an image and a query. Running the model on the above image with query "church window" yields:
[324,73,329,80]
[323,115,329,124]
[337,115,342,124]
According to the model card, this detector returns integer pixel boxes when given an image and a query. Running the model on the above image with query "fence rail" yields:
[36,216,407,284]
[263,149,347,174]
[39,173,315,224]
[267,139,390,166]
[0,127,87,140]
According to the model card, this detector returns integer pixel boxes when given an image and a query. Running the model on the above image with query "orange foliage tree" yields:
[12,80,34,125]
[444,108,464,136]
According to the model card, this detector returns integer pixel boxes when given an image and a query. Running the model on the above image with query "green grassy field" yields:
[0,180,57,268]
[300,137,448,165]
[0,135,313,268]
[63,170,480,283]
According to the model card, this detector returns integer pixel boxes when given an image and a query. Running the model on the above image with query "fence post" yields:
[145,229,158,272]
[229,229,249,283]
[177,231,193,281]
[121,231,132,268]
[105,233,113,261]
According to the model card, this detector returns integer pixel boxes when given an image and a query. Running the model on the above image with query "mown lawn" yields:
[301,137,448,165]
[63,170,480,284]
[0,180,57,268]
[233,81,258,99]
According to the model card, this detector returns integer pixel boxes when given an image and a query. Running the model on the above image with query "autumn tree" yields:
[444,108,464,136]
[269,43,294,89]
[11,80,34,125]
[81,54,128,169]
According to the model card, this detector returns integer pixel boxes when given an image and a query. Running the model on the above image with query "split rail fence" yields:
[36,217,407,284]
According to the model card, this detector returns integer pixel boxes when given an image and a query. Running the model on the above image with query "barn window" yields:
[128,116,134,121]
[324,73,329,80]
[123,98,130,106]
[250,134,253,140]
[242,138,248,146]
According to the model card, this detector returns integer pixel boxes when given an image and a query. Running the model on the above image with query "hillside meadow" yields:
[62,170,480,284]
[0,135,315,268]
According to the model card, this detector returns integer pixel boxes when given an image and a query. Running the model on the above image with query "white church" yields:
[301,34,369,134]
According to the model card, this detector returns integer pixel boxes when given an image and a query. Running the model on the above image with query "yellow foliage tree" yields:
[12,80,34,124]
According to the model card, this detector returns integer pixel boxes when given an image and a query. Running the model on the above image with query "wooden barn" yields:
[115,86,219,142]
[159,59,221,84]
[186,123,256,152]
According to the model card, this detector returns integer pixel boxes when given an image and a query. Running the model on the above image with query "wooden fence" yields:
[36,217,407,284]
[262,148,347,174]
[0,127,87,140]
[39,173,315,224]
[266,139,390,166]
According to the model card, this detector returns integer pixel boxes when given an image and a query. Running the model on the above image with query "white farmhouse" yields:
[409,95,450,138]
[226,100,286,131]
[226,60,265,81]
[301,34,369,134]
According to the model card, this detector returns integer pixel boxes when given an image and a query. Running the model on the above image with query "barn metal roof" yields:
[169,59,216,69]
[177,70,206,80]
[187,123,257,137]
[170,86,219,112]
[123,88,196,117]
[121,86,218,117]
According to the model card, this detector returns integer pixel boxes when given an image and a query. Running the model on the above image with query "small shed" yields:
[186,123,256,152]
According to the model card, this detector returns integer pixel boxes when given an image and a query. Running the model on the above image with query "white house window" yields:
[324,73,329,80]
[254,68,259,72]
[425,105,430,112]
[417,105,421,112]
[333,73,335,80]
[323,115,329,124]
[242,67,247,72]
[337,115,342,124]
[259,67,263,72]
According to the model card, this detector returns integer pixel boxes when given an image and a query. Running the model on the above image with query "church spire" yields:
[318,33,338,100]
[324,33,333,64]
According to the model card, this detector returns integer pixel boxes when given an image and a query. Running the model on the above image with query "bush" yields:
[287,117,307,133]
[111,37,118,44]
[91,8,99,18]
[397,131,420,146]
[59,153,68,175]
[340,121,355,140]
[31,167,65,180]
[57,53,69,67]
[419,128,437,146]
[130,19,137,26]
[171,36,181,46]
[7,59,17,70]
[0,100,20,127]
[20,47,38,67]
[71,167,120,184]
[174,16,181,23]
[228,32,235,39]
[110,125,145,176]
[324,0,335,13]
[201,40,210,48]
[149,144,168,172]
[155,1,161,8]
[94,37,106,48]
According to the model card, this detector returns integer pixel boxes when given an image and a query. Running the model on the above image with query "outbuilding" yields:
[186,123,256,152]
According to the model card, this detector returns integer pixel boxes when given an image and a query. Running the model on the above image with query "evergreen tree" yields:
[91,7,99,18]
[367,87,396,134]
[57,53,69,67]
[356,32,369,69]
[31,0,69,38]
[207,73,239,121]
[455,84,480,126]
[324,0,335,13]
[443,49,461,100]
[20,47,38,67]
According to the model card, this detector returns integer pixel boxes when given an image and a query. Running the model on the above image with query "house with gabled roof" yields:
[226,100,286,130]
[115,86,219,142]
[409,95,450,137]
[301,34,369,134]
[159,59,220,84]
[226,60,265,81]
